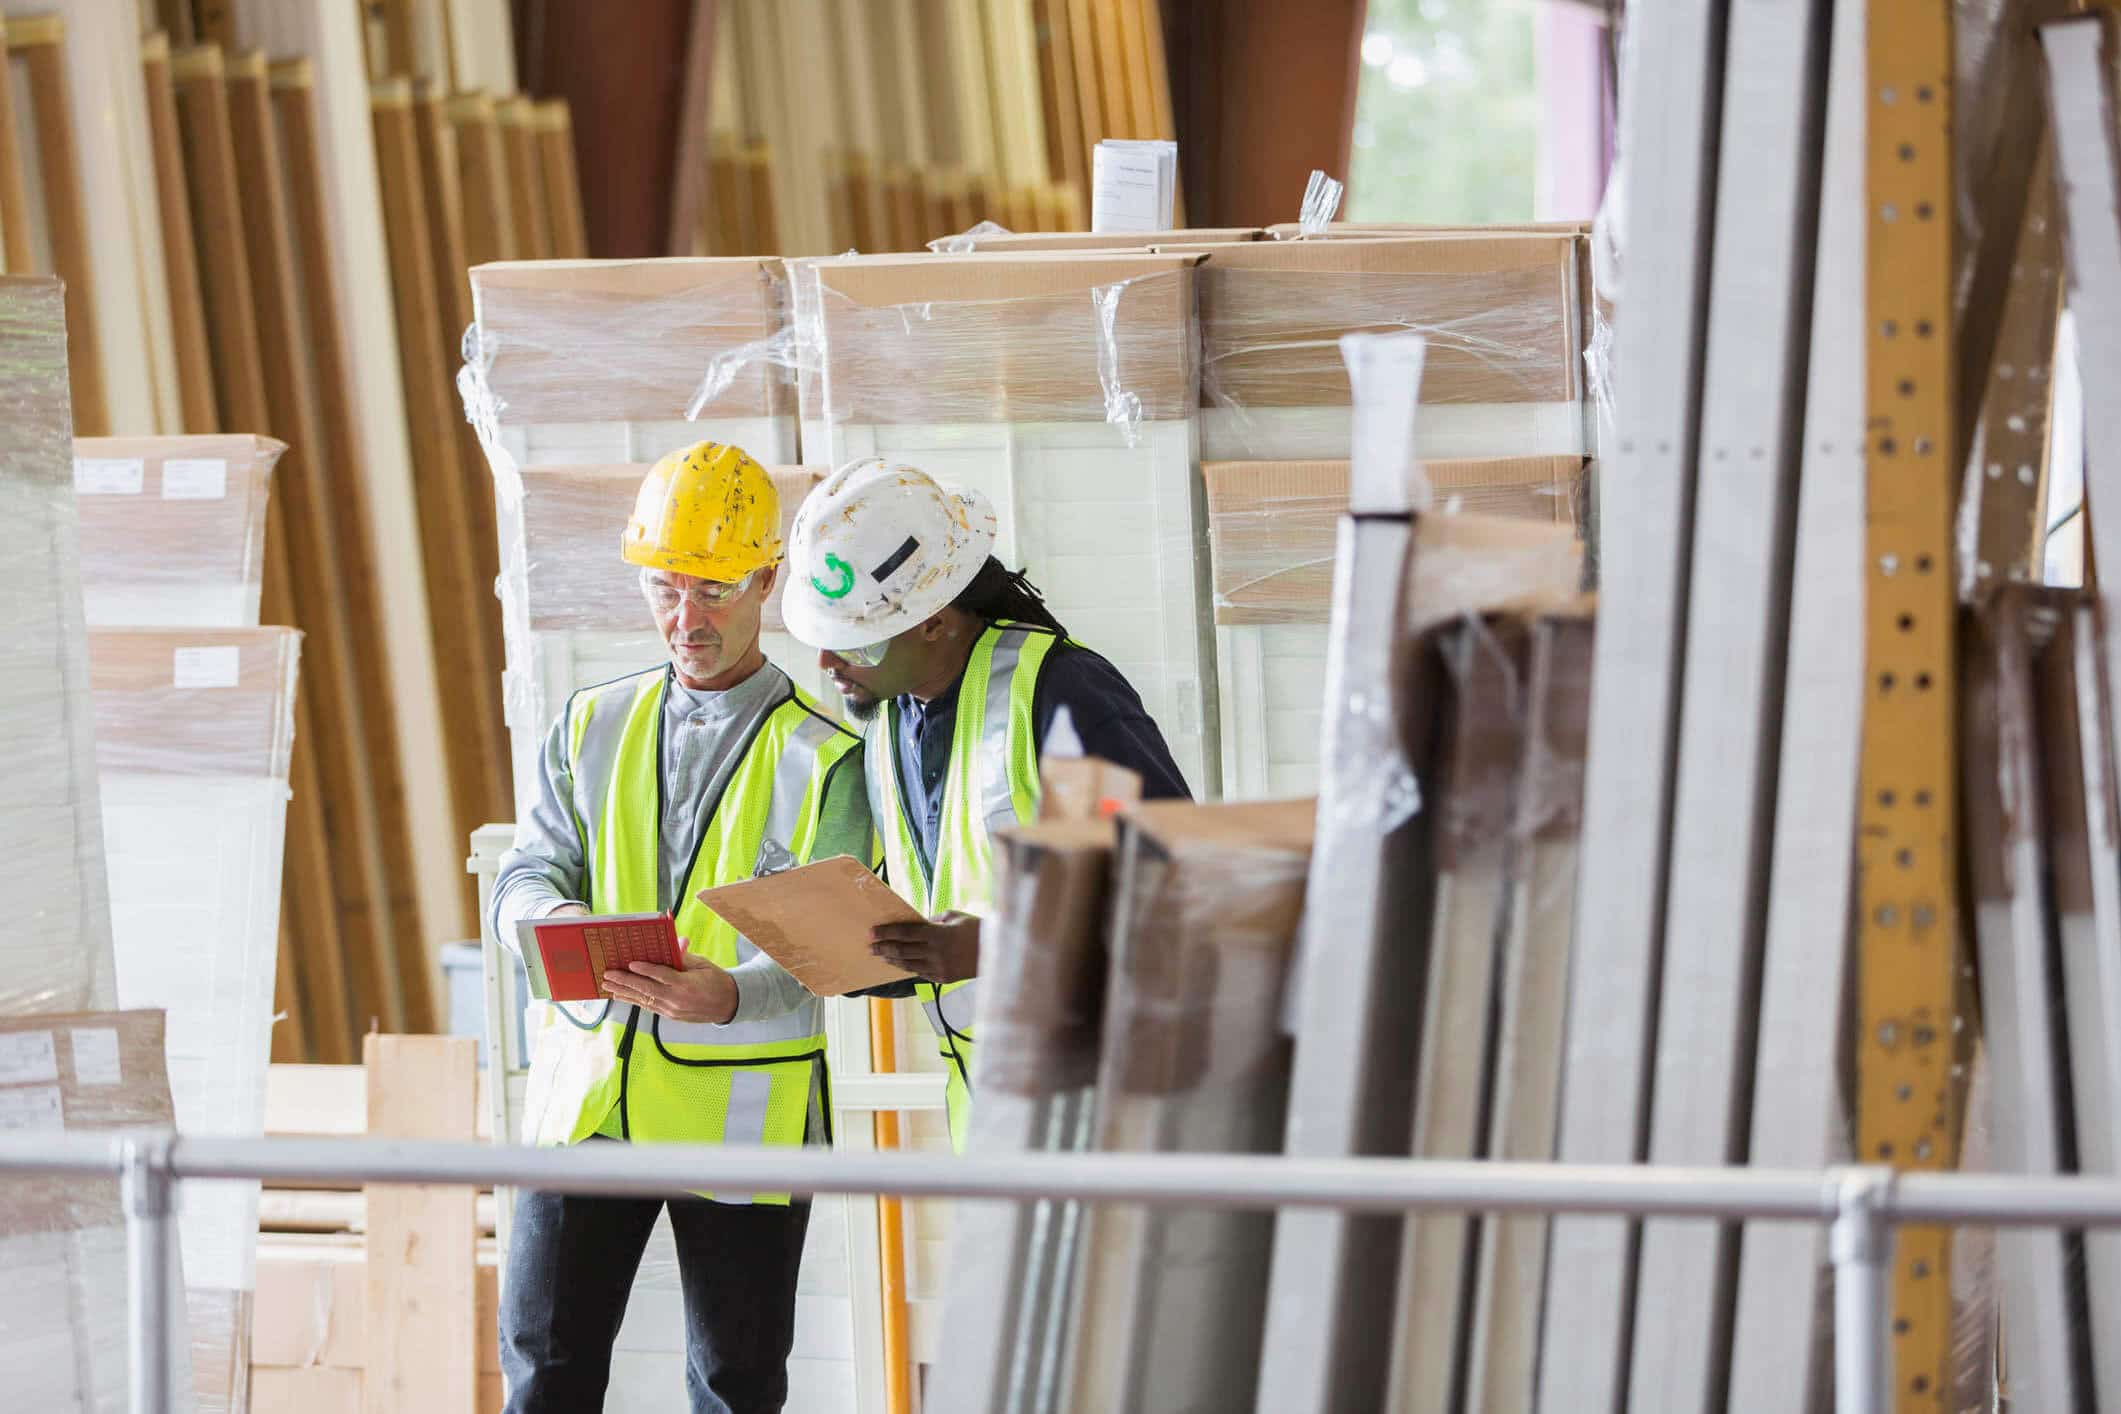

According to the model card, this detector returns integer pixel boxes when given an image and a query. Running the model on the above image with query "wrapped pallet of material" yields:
[467,459,828,808]
[459,258,824,807]
[1060,797,1315,1413]
[933,811,1121,1414]
[1263,221,1594,240]
[92,626,302,1414]
[1167,236,1590,463]
[1203,458,1585,797]
[70,437,283,627]
[787,250,1221,795]
[0,276,118,1017]
[0,1010,191,1411]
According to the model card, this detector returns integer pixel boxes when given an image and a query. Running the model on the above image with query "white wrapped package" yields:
[93,627,301,1413]
[788,250,1221,796]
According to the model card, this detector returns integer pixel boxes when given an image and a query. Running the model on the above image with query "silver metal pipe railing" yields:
[6,1131,2121,1413]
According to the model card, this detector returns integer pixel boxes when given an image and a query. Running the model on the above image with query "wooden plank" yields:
[496,94,553,260]
[445,92,515,266]
[1384,618,1525,1413]
[229,50,413,1039]
[141,31,220,432]
[1065,0,1105,162]
[414,82,511,866]
[0,21,34,272]
[666,0,716,255]
[1461,611,1594,1414]
[1033,0,1086,204]
[1090,0,1134,139]
[745,140,778,254]
[273,59,431,1029]
[362,1035,478,1414]
[234,0,468,954]
[534,99,587,259]
[6,1,185,433]
[13,16,107,433]
[372,80,511,885]
[174,43,359,1063]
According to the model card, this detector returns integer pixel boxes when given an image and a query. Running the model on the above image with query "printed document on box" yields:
[1093,140,1177,232]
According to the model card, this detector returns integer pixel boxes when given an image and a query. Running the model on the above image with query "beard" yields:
[842,689,880,723]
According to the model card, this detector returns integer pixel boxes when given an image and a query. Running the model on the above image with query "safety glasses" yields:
[829,640,891,668]
[641,570,758,613]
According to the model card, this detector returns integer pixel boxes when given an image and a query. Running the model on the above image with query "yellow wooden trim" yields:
[1860,2,1964,1407]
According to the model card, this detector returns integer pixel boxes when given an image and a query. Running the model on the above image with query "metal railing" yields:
[4,1131,2119,1413]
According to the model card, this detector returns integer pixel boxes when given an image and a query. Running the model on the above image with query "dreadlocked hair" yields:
[950,556,1068,638]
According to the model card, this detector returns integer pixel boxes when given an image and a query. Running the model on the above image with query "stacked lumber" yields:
[250,1039,503,1414]
[0,1,597,1060]
[677,0,1178,257]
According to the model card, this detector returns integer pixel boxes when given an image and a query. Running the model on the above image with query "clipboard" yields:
[697,855,921,996]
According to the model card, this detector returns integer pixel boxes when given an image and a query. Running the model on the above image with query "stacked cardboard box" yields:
[793,249,1220,796]
[1203,457,1585,797]
[464,258,821,809]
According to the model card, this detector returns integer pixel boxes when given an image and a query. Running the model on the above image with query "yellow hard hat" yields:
[621,441,783,582]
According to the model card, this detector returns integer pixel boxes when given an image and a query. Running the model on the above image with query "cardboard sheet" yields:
[696,856,920,996]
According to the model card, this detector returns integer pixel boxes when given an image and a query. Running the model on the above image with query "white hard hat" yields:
[782,458,999,652]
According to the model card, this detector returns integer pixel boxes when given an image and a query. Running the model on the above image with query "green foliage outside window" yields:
[1348,0,1540,224]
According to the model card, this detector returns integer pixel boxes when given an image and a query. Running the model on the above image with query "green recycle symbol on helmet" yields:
[811,552,855,600]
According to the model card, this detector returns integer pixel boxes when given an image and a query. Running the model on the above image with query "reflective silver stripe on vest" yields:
[932,982,978,1035]
[979,627,1032,841]
[550,674,662,1031]
[653,709,835,1048]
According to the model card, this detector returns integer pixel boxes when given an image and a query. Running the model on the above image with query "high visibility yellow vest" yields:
[519,667,862,1203]
[865,622,1056,1151]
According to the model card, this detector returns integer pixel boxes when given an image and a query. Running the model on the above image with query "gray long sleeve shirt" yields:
[490,660,872,1023]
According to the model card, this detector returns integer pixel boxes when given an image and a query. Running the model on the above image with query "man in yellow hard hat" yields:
[489,442,870,1413]
[780,458,1190,1152]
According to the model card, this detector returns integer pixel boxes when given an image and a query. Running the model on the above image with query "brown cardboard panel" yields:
[1202,458,1585,625]
[695,856,921,996]
[467,257,788,425]
[516,464,823,634]
[0,1010,171,1239]
[1403,513,1585,640]
[982,818,1121,1096]
[1522,609,1597,843]
[807,251,1202,425]
[1435,617,1532,871]
[1177,235,1582,410]
[944,227,1262,252]
[1105,798,1314,1097]
[1039,755,1143,822]
[89,628,301,778]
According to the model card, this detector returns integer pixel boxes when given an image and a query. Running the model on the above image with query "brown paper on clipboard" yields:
[696,855,922,996]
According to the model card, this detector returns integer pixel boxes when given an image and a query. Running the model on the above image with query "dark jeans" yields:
[499,1161,811,1414]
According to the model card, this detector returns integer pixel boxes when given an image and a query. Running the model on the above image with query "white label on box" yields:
[0,1031,58,1086]
[161,458,228,500]
[173,645,241,689]
[0,1085,64,1132]
[73,457,145,495]
[69,1029,120,1087]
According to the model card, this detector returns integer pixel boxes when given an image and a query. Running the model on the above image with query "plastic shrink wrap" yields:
[1162,235,1590,463]
[91,627,301,1413]
[786,250,1221,796]
[1205,458,1585,798]
[1060,798,1315,1414]
[460,258,826,810]
[0,276,181,1410]
[70,437,282,628]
